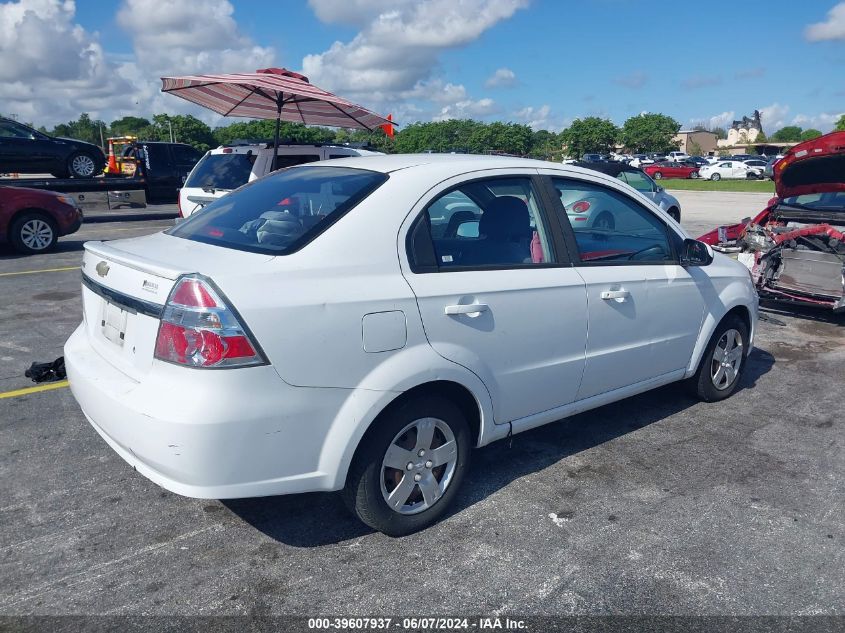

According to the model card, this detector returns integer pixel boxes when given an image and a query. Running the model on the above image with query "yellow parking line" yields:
[0,380,69,400]
[0,266,78,277]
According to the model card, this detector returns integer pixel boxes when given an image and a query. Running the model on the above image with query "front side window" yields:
[169,166,387,255]
[553,178,673,264]
[414,177,555,270]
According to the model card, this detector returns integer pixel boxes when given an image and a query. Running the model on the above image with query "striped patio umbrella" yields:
[161,68,393,165]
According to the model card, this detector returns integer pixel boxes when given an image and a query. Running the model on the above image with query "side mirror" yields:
[680,238,713,267]
[655,185,664,193]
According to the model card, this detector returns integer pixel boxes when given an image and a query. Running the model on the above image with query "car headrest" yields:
[479,196,530,240]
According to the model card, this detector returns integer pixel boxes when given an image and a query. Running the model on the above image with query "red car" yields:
[0,185,83,254]
[643,162,699,180]
[699,131,845,312]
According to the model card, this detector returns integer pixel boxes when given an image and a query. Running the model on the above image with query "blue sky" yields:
[3,0,844,132]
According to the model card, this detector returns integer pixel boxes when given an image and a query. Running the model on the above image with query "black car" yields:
[121,141,202,203]
[684,156,709,167]
[0,117,106,178]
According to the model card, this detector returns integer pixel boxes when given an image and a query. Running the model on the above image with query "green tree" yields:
[836,114,845,131]
[50,113,107,148]
[147,114,216,151]
[530,129,564,161]
[755,131,768,143]
[688,140,703,156]
[770,126,803,142]
[799,128,822,141]
[620,113,680,153]
[560,117,619,157]
[109,116,151,137]
[711,126,727,140]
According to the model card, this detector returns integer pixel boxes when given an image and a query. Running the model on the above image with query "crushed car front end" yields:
[699,131,845,312]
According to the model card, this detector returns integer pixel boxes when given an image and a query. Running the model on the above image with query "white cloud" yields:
[0,0,137,125]
[307,0,409,26]
[790,111,845,132]
[116,0,274,76]
[485,67,517,88]
[401,78,468,104]
[302,0,528,97]
[760,103,791,131]
[805,2,845,41]
[704,111,735,130]
[512,104,568,132]
[612,71,648,89]
[433,98,498,121]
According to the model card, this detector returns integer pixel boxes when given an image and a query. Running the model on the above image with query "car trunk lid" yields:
[80,233,272,381]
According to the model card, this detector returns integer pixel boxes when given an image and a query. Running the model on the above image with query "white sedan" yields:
[65,155,758,535]
[698,160,752,180]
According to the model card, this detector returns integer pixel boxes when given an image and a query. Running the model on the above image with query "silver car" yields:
[574,163,682,223]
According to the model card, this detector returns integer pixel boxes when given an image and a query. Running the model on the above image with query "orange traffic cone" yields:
[105,140,119,174]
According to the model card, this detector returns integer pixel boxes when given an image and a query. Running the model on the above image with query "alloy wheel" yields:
[711,328,743,390]
[20,219,54,251]
[72,154,96,177]
[380,417,458,515]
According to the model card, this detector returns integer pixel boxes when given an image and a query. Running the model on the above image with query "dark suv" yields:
[0,117,106,178]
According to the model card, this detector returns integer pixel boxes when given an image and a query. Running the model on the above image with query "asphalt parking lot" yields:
[1,193,842,616]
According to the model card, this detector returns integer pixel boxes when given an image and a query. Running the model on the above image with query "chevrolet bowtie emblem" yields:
[96,261,110,277]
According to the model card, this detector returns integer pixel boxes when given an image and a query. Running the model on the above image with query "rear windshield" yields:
[184,153,257,190]
[168,166,388,255]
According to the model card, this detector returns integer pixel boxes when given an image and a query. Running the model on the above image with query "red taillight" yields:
[154,276,265,369]
[572,200,591,213]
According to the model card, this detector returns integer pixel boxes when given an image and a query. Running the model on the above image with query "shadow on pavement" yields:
[224,347,775,547]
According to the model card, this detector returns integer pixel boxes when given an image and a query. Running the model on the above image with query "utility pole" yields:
[168,119,174,143]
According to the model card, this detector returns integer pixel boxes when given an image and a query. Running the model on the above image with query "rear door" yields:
[401,170,588,424]
[171,144,201,186]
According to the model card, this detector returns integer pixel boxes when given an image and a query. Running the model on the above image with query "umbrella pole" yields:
[272,98,282,171]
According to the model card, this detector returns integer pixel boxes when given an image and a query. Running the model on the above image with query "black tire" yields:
[710,173,721,181]
[9,211,58,254]
[690,171,699,179]
[687,315,749,402]
[653,172,663,180]
[667,207,680,222]
[342,395,471,536]
[67,151,99,178]
[592,211,615,231]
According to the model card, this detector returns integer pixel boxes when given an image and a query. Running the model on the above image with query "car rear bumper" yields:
[64,324,372,499]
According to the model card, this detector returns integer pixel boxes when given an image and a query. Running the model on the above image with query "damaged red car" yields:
[699,131,845,313]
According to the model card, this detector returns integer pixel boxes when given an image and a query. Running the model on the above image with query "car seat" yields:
[462,196,531,265]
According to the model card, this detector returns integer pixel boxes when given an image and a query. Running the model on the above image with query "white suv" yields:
[178,142,383,217]
[667,151,690,163]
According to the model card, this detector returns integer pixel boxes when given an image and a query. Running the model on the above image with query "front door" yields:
[401,172,588,424]
[546,174,705,399]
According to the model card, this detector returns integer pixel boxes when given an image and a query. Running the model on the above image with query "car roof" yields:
[315,153,566,174]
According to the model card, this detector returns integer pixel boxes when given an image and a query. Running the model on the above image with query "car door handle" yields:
[600,290,630,301]
[444,303,489,316]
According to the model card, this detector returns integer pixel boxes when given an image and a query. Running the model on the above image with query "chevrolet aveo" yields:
[65,155,758,536]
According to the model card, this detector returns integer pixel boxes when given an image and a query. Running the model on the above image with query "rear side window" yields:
[273,154,320,170]
[169,166,387,255]
[185,153,257,190]
[172,145,201,165]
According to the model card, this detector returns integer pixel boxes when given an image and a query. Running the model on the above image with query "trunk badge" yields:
[96,261,110,277]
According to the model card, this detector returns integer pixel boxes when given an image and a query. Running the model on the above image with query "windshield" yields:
[184,153,256,190]
[169,166,388,255]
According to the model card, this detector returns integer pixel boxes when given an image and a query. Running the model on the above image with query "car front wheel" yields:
[343,395,471,536]
[9,211,58,254]
[688,315,748,402]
